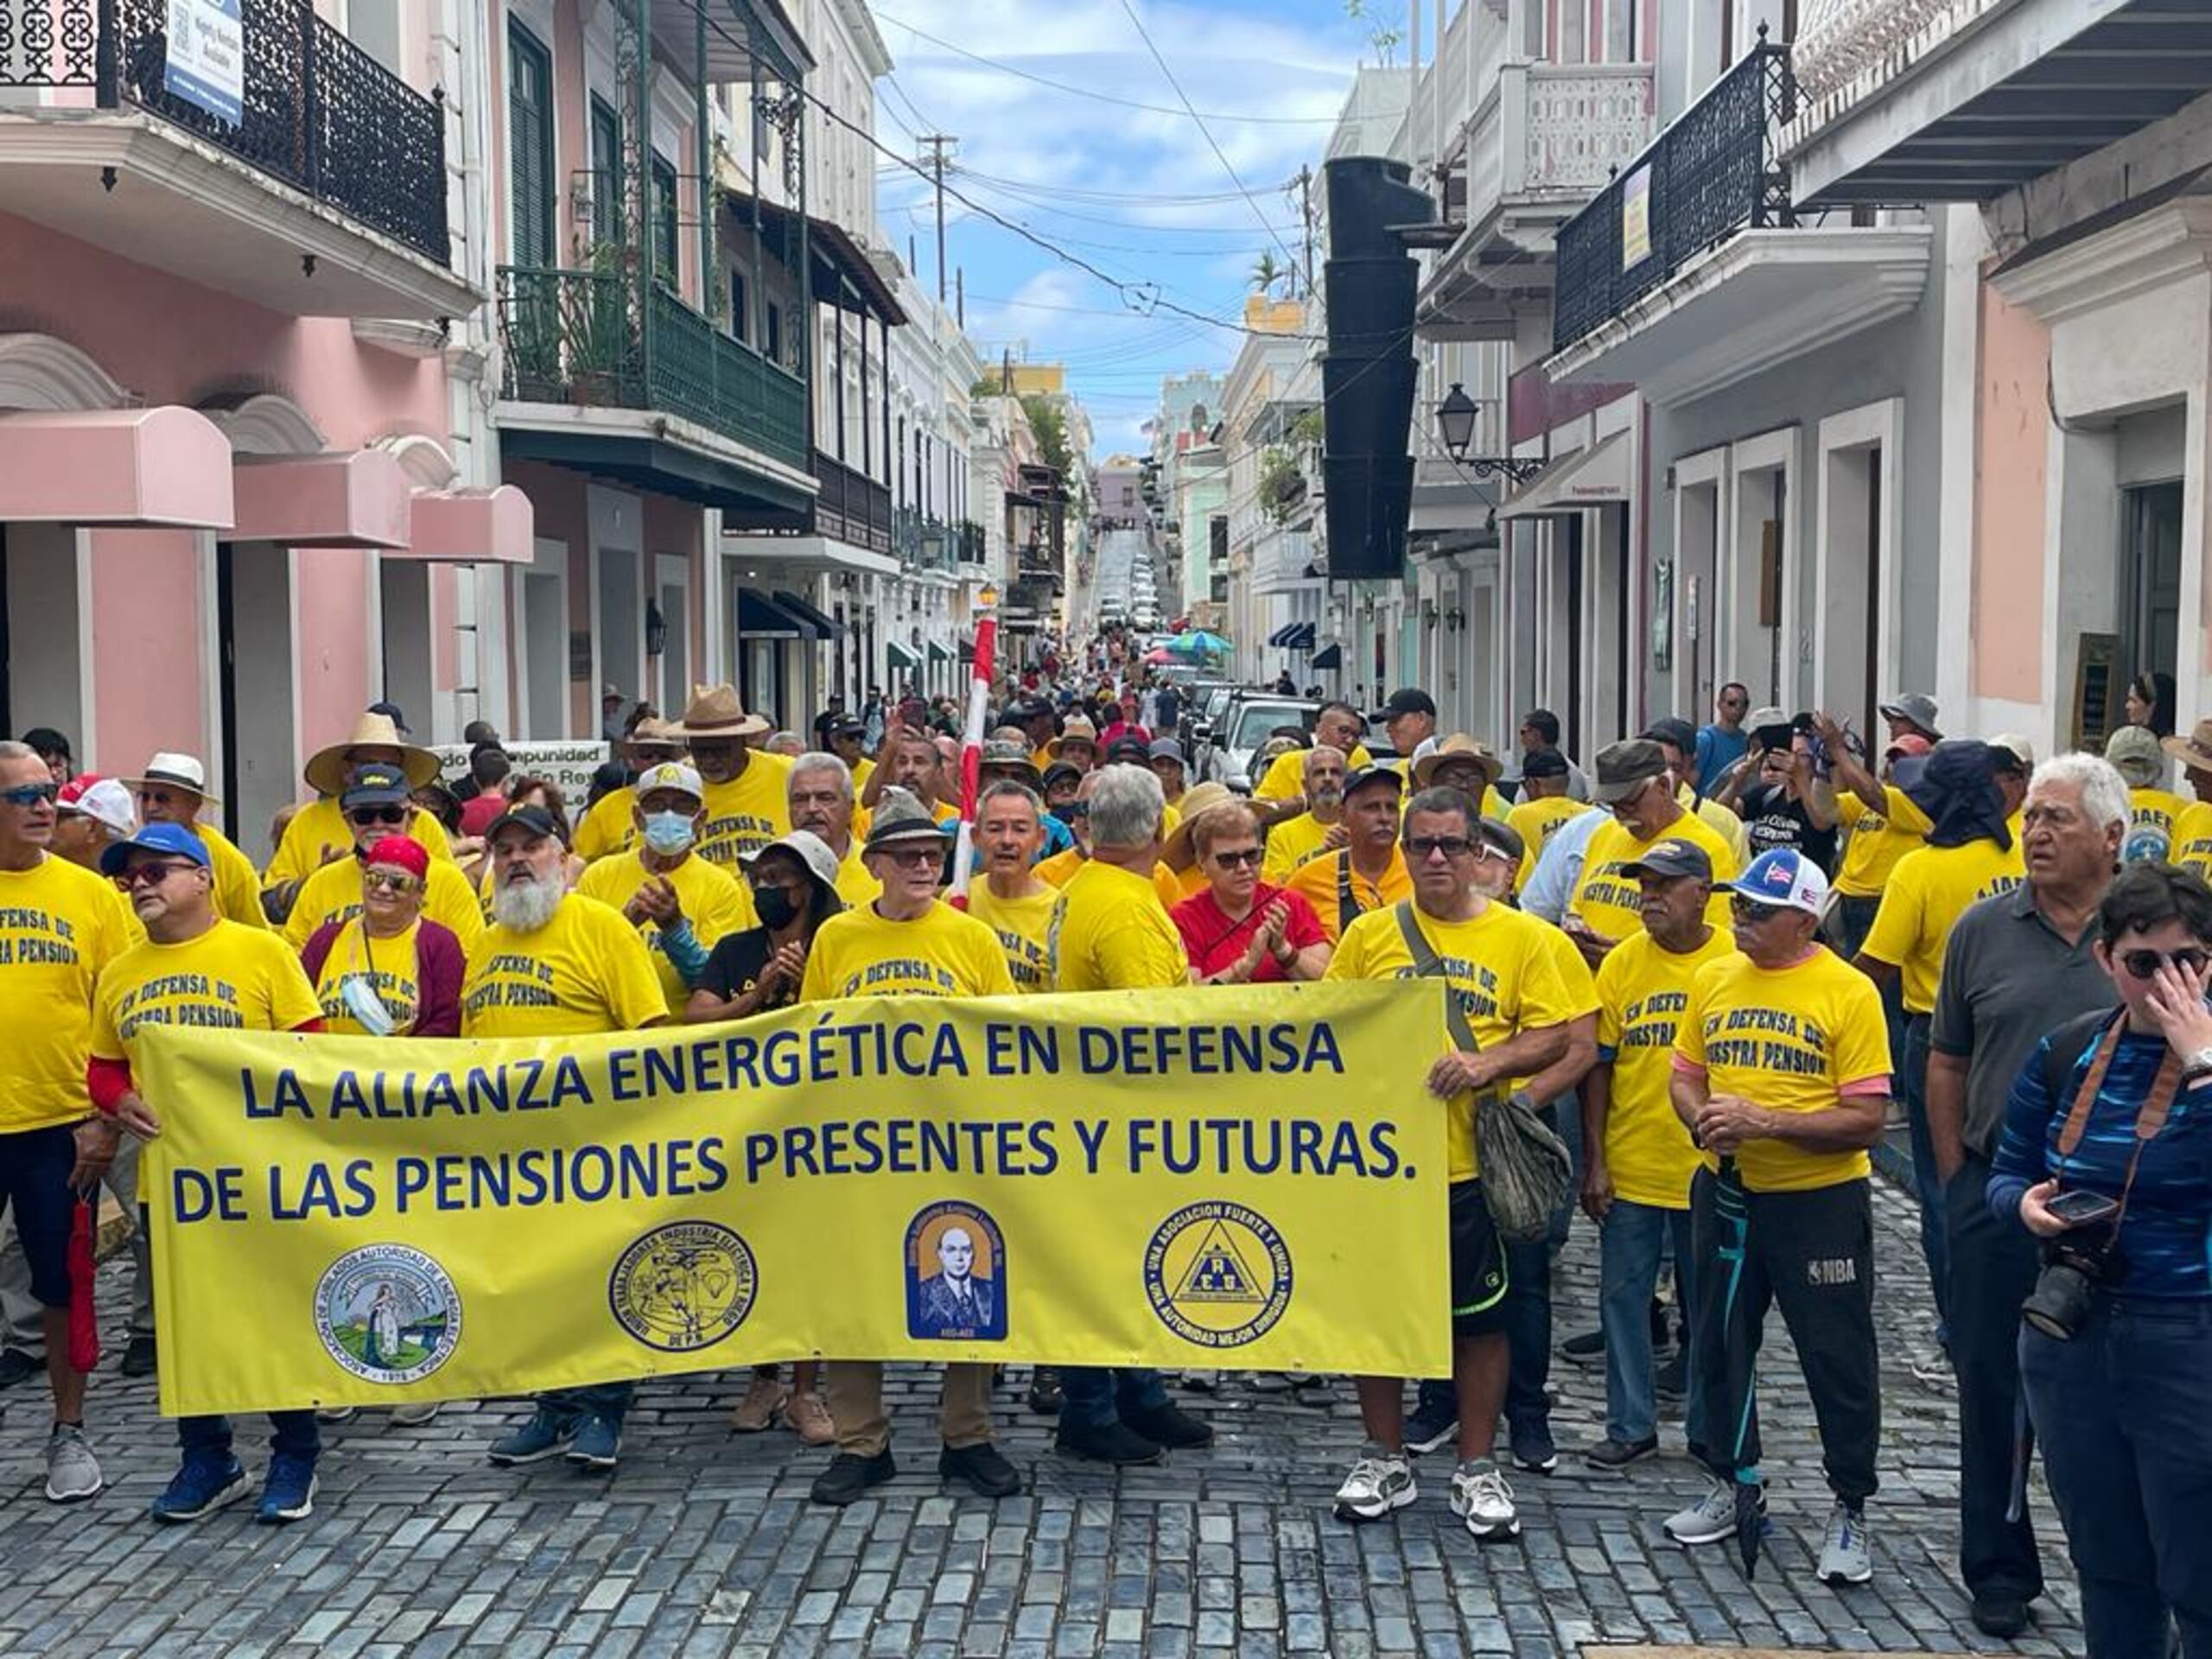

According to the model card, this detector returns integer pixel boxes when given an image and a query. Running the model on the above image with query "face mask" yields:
[641,810,695,855]
[753,887,800,930]
[339,974,397,1038]
[1050,804,1079,825]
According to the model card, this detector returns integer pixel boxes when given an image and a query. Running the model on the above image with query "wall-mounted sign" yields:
[1621,164,1652,270]
[165,0,245,126]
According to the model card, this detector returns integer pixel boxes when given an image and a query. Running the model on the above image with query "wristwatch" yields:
[2181,1046,2212,1084]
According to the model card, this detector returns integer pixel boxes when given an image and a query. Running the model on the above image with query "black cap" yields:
[1107,737,1149,762]
[340,764,413,809]
[1639,716,1697,755]
[1521,748,1569,780]
[1342,763,1404,799]
[486,804,563,842]
[1375,688,1437,721]
[1620,838,1714,882]
[1041,760,1085,791]
[830,715,867,740]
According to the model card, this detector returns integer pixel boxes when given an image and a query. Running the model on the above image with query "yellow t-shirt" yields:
[2126,786,2190,865]
[696,753,795,870]
[1256,743,1373,801]
[1833,785,1932,898]
[309,917,427,1037]
[851,756,877,795]
[1325,899,1595,1182]
[1051,859,1189,992]
[192,821,270,929]
[577,851,757,1014]
[1506,798,1595,892]
[1570,811,1738,945]
[831,841,881,909]
[1675,946,1891,1192]
[0,853,135,1131]
[1034,845,1185,910]
[572,787,637,863]
[965,883,1060,992]
[1262,810,1339,883]
[461,894,670,1036]
[1285,847,1414,944]
[264,798,454,892]
[1678,785,1751,868]
[1859,836,2026,1013]
[283,854,486,956]
[1594,927,1736,1208]
[799,900,1016,1000]
[2174,799,2212,877]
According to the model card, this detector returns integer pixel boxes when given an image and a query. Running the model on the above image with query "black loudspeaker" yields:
[1321,156,1433,582]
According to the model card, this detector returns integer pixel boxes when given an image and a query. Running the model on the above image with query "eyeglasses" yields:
[115,860,199,891]
[877,846,943,871]
[346,806,408,826]
[1729,895,1790,923]
[361,869,421,893]
[0,783,59,809]
[1209,847,1264,868]
[1405,836,1474,861]
[2120,947,2211,981]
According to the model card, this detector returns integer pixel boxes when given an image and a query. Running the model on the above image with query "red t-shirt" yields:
[1171,884,1326,982]
[458,791,507,838]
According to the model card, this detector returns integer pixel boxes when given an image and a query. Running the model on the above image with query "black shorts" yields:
[1449,1179,1510,1337]
[0,1122,79,1309]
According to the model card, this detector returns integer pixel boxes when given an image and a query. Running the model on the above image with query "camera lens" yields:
[2022,1261,2094,1342]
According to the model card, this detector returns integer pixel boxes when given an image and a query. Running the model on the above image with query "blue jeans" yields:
[2020,1296,2212,1658]
[1058,1366,1169,1431]
[1599,1198,1698,1445]
[1901,1013,1948,1328]
[541,1382,635,1421]
[179,1411,319,1464]
[1837,895,1906,1087]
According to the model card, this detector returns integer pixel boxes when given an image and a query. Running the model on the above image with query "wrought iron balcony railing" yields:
[0,0,450,265]
[497,266,807,469]
[893,506,957,572]
[811,449,892,554]
[1551,33,1796,355]
[958,521,987,567]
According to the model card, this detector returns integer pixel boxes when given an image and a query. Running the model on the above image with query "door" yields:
[217,543,297,862]
[2121,481,2183,715]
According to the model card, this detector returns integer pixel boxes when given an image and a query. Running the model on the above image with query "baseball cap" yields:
[1622,838,1714,882]
[1987,733,2036,775]
[340,764,413,809]
[485,803,563,843]
[1520,748,1569,781]
[2106,724,2166,789]
[1883,733,1934,761]
[1592,740,1669,804]
[1147,737,1185,764]
[99,821,210,876]
[58,775,137,839]
[1342,763,1404,800]
[1106,736,1149,763]
[1040,760,1085,791]
[1878,692,1943,739]
[1375,688,1438,721]
[633,760,705,801]
[1724,848,1830,917]
[1639,717,1697,756]
[1472,816,1524,868]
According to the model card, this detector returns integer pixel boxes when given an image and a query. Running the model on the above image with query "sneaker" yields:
[1026,1368,1063,1416]
[45,1424,103,1503]
[1402,1395,1459,1456]
[391,1402,442,1427]
[315,1406,358,1423]
[1122,1400,1213,1450]
[1583,1434,1658,1471]
[566,1413,622,1470]
[1817,1499,1873,1586]
[120,1335,158,1379]
[1559,1328,1605,1368]
[1179,1370,1220,1393]
[810,1449,896,1506]
[486,1405,575,1465]
[786,1391,836,1446]
[729,1374,787,1433]
[938,1441,1020,1498]
[1654,1350,1688,1403]
[0,1348,38,1389]
[1332,1450,1416,1522]
[255,1452,317,1523]
[1053,1417,1162,1465]
[149,1454,248,1522]
[1970,1596,2032,1638]
[1509,1417,1558,1474]
[1664,1478,1758,1547]
[1450,1459,1521,1541]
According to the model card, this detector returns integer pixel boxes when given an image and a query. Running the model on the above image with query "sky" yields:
[863,0,1382,458]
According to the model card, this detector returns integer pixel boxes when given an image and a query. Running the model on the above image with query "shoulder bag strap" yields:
[1395,900,1480,1053]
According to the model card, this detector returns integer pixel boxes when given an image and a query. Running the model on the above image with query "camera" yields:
[2021,1229,2120,1341]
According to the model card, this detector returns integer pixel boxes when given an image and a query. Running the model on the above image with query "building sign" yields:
[1621,165,1652,270]
[164,0,245,126]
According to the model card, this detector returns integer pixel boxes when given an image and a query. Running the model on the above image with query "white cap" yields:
[1723,848,1830,917]
[61,779,137,839]
[633,760,705,801]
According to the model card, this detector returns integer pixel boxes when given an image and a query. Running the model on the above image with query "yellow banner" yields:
[138,982,1449,1416]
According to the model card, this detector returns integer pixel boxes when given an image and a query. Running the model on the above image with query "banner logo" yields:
[1144,1201,1292,1349]
[315,1243,461,1385]
[607,1221,758,1352]
[905,1201,1007,1342]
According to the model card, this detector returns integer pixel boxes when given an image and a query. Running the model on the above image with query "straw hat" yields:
[303,711,439,796]
[118,751,219,804]
[1048,715,1099,759]
[670,683,769,741]
[1413,734,1503,791]
[1162,780,1243,865]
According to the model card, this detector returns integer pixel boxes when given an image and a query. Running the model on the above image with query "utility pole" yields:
[1294,164,1317,302]
[918,134,957,304]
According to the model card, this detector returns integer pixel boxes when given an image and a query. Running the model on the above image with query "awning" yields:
[1267,622,1295,647]
[958,632,976,665]
[1269,620,1316,652]
[736,588,813,640]
[0,406,234,529]
[230,450,411,548]
[772,588,844,639]
[1309,641,1344,672]
[926,639,952,664]
[400,485,534,564]
[1497,431,1630,520]
[887,638,922,671]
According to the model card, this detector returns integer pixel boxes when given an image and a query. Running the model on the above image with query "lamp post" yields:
[1434,383,1547,486]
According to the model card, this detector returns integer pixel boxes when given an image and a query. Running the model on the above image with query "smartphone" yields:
[2045,1189,2120,1229]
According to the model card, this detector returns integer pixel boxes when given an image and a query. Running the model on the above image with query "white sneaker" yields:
[315,1406,357,1423]
[45,1425,102,1503]
[1818,1499,1873,1585]
[391,1402,442,1427]
[1664,1478,1754,1546]
[1332,1450,1417,1522]
[1450,1459,1519,1540]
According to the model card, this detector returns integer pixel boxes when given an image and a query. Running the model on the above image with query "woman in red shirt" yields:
[1171,800,1331,984]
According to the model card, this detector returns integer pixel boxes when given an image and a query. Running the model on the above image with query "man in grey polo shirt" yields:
[1927,752,2123,1639]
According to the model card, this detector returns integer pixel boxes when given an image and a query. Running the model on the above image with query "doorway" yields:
[217,542,297,855]
[0,524,87,747]
[2120,480,2182,711]
[517,537,569,739]
[656,553,690,717]
[380,559,433,742]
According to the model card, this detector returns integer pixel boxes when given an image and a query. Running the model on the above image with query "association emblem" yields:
[1143,1201,1293,1349]
[608,1221,758,1352]
[315,1243,461,1385]
[905,1201,1008,1341]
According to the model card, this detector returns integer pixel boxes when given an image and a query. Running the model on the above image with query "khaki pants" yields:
[823,1361,995,1457]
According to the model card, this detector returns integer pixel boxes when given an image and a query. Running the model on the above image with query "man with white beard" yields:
[464,804,669,1471]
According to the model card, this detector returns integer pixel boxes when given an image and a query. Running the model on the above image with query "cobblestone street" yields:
[0,1181,2083,1659]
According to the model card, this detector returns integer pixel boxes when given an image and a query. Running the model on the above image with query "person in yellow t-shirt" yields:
[1578,838,1734,1466]
[1033,770,1187,909]
[1262,746,1349,883]
[86,820,326,1522]
[824,716,877,798]
[2107,724,2188,864]
[1668,848,1889,1560]
[1253,700,1371,823]
[1567,741,1737,966]
[261,710,453,919]
[468,801,668,1474]
[666,685,791,868]
[298,835,469,1039]
[1285,765,1413,943]
[576,761,757,1014]
[1323,783,1592,1537]
[1817,719,1933,951]
[1503,749,1592,891]
[570,720,688,863]
[282,766,486,957]
[784,749,880,909]
[1414,734,1512,823]
[1640,717,1751,865]
[964,779,1061,992]
[2160,718,2212,875]
[123,753,268,929]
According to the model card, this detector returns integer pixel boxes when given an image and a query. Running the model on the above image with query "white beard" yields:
[492,874,564,933]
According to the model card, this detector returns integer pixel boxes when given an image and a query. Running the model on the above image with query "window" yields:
[349,0,402,74]
[507,22,555,270]
[589,98,623,248]
[650,154,679,288]
[766,301,784,367]
[729,269,749,343]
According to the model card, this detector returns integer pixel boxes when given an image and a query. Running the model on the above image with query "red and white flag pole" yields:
[948,609,997,906]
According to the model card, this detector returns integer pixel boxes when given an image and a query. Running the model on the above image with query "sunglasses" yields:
[361,869,420,893]
[1729,895,1791,923]
[877,846,943,871]
[1210,847,1264,868]
[0,782,60,808]
[347,806,409,826]
[2119,947,2211,981]
[1405,835,1474,861]
[116,860,199,890]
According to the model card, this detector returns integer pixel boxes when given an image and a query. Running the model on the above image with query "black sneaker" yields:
[1054,1417,1163,1465]
[120,1336,158,1379]
[1509,1418,1558,1474]
[939,1441,1020,1498]
[1122,1401,1213,1451]
[1655,1350,1688,1403]
[1402,1395,1459,1456]
[1026,1368,1062,1416]
[0,1349,37,1390]
[1583,1434,1659,1471]
[810,1449,896,1506]
[1970,1597,2031,1639]
[1559,1329,1605,1368]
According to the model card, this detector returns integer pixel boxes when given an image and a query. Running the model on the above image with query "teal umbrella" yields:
[1166,630,1231,656]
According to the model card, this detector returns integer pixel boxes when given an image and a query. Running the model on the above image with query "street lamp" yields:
[1436,384,1478,461]
[978,582,1000,610]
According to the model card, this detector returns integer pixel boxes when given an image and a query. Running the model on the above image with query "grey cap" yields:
[1147,737,1185,764]
[1878,692,1943,740]
[1592,740,1669,804]
[2106,724,2167,789]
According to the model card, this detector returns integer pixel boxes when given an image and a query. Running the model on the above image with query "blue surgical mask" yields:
[641,810,696,855]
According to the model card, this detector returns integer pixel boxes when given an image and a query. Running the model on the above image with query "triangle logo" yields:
[1172,1221,1265,1306]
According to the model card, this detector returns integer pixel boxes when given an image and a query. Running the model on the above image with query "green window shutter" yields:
[507,23,554,270]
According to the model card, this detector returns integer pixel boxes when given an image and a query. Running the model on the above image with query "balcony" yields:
[0,0,473,318]
[1546,35,1932,406]
[811,449,891,555]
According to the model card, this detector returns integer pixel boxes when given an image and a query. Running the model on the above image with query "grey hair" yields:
[1303,744,1346,779]
[978,779,1043,817]
[2030,753,2129,833]
[1405,785,1477,831]
[1088,763,1166,850]
[788,751,854,802]
[0,741,35,765]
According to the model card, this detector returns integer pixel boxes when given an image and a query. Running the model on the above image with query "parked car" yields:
[1205,695,1320,790]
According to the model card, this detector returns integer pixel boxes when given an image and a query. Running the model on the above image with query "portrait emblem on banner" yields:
[608,1222,758,1352]
[315,1243,462,1385]
[1144,1201,1293,1349]
[905,1201,1007,1341]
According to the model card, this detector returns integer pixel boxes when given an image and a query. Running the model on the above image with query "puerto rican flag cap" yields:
[1724,848,1830,917]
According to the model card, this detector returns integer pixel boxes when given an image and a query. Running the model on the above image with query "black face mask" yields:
[753,887,801,930]
[1050,804,1079,825]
